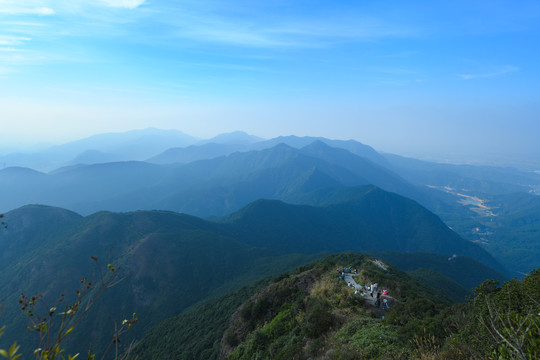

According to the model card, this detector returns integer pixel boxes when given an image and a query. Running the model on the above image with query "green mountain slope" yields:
[0,206,322,358]
[221,186,504,273]
[405,268,471,303]
[365,251,507,289]
[130,253,451,359]
[130,254,538,360]
[219,253,441,359]
[131,278,272,360]
[0,186,507,357]
[0,205,82,271]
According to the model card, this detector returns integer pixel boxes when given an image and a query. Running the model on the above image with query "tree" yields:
[1,258,138,360]
[474,270,540,360]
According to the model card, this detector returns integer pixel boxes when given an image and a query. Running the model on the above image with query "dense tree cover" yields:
[366,251,507,290]
[217,254,539,360]
[2,250,537,360]
[131,253,463,359]
[220,187,503,272]
[1,198,533,360]
[131,279,272,360]
[221,253,451,359]
[404,268,471,303]
[0,191,506,358]
[0,205,327,358]
[465,269,540,359]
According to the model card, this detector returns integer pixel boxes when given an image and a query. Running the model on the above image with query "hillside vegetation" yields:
[0,187,507,357]
[221,254,539,360]
[130,253,538,360]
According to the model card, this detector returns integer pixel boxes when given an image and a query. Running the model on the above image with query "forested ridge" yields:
[131,253,539,360]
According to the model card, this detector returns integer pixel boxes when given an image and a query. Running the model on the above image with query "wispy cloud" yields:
[0,35,32,46]
[1,21,47,28]
[459,65,519,80]
[152,2,417,49]
[0,47,29,52]
[170,19,413,49]
[0,6,54,15]
[98,0,145,9]
[0,0,55,15]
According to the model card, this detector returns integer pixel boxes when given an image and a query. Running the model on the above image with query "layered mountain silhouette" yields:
[0,128,199,171]
[0,129,538,275]
[0,143,418,217]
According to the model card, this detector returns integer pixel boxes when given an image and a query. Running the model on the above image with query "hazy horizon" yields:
[0,127,539,170]
[1,1,539,166]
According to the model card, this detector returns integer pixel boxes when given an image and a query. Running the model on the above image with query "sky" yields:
[0,0,539,163]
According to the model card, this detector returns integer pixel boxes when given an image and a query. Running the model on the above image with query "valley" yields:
[0,130,538,359]
[1,130,538,275]
[3,2,539,358]
[427,185,496,217]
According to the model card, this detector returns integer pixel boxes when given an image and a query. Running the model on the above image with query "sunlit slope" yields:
[131,252,505,360]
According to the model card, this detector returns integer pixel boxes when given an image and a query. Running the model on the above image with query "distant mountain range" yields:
[0,128,538,274]
[0,141,419,216]
[0,128,537,360]
[0,128,200,171]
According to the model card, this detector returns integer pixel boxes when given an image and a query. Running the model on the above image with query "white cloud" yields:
[170,15,413,49]
[98,0,145,9]
[0,47,27,52]
[0,6,55,15]
[459,65,519,80]
[34,6,54,15]
[0,35,31,46]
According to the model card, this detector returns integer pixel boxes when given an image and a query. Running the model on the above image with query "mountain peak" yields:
[198,131,264,146]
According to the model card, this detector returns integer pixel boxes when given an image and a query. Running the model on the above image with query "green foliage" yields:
[224,253,446,359]
[470,269,540,359]
[404,268,540,360]
[262,309,296,339]
[0,197,529,360]
[304,298,333,338]
[220,252,540,360]
[0,206,323,358]
[130,279,271,360]
[0,327,21,360]
[333,319,402,359]
[1,259,138,360]
[219,186,502,273]
[240,294,271,331]
[405,268,472,303]
[367,250,507,290]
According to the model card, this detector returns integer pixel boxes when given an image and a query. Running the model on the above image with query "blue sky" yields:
[1,0,539,162]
